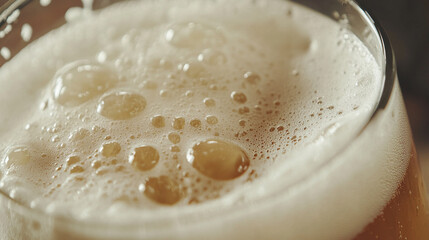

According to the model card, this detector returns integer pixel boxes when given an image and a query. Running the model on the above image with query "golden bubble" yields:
[185,90,194,97]
[182,62,206,78]
[66,156,80,166]
[144,176,183,205]
[190,119,202,128]
[172,117,185,130]
[239,120,246,127]
[170,145,180,152]
[70,165,84,174]
[168,132,181,144]
[238,107,250,114]
[205,115,218,125]
[231,91,247,104]
[187,139,250,180]
[243,72,261,84]
[91,160,102,169]
[151,115,165,128]
[100,142,121,157]
[129,146,159,171]
[52,61,118,107]
[97,92,146,120]
[3,146,30,167]
[204,98,216,107]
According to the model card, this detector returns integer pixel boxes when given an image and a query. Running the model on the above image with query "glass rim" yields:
[0,0,396,234]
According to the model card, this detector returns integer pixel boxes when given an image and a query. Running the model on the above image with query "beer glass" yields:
[0,0,428,239]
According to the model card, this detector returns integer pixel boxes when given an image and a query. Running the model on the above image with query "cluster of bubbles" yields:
[0,0,372,213]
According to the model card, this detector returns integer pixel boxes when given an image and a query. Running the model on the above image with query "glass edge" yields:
[0,0,31,25]
[0,0,398,233]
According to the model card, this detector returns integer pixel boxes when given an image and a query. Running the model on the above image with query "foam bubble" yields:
[172,117,186,130]
[168,132,181,144]
[151,115,165,128]
[100,142,121,157]
[205,115,218,125]
[129,146,159,171]
[187,139,250,180]
[144,176,183,205]
[97,92,146,120]
[204,98,216,107]
[231,91,247,104]
[2,146,30,167]
[52,61,118,107]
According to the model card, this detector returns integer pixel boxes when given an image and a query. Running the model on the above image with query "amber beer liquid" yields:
[0,0,428,239]
[355,147,429,239]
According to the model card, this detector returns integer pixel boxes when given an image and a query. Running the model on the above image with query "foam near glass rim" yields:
[0,0,395,237]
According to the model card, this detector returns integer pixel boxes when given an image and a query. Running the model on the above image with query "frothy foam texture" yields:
[0,0,383,229]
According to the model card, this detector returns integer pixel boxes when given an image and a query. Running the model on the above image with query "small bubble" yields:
[182,62,206,78]
[144,176,183,205]
[231,91,247,104]
[197,49,227,65]
[238,107,250,114]
[209,84,218,90]
[129,146,159,171]
[239,120,246,127]
[151,115,165,128]
[205,115,218,125]
[168,132,181,144]
[187,139,250,180]
[66,156,80,166]
[172,117,185,130]
[333,11,340,19]
[3,146,30,167]
[159,89,169,97]
[101,142,121,157]
[243,72,260,84]
[96,51,107,63]
[51,135,60,142]
[190,119,202,128]
[39,100,48,111]
[185,90,194,97]
[170,145,180,152]
[97,91,146,120]
[204,98,216,107]
[69,128,90,141]
[91,160,102,169]
[292,70,299,76]
[141,80,158,90]
[95,167,109,176]
[70,165,84,174]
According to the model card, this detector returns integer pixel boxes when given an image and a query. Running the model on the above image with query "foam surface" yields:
[0,0,409,239]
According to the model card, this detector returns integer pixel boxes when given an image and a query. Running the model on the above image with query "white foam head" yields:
[0,0,410,239]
